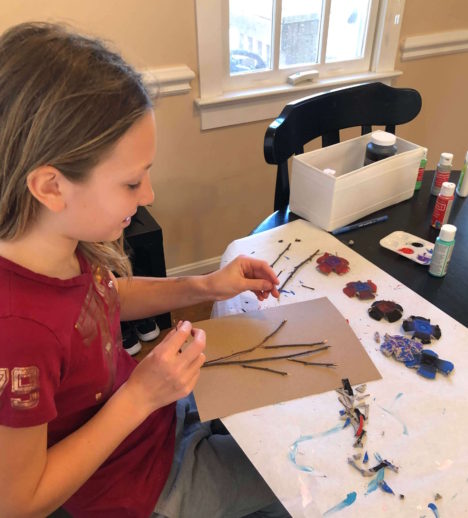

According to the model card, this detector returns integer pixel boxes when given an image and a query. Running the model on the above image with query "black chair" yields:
[264,82,422,214]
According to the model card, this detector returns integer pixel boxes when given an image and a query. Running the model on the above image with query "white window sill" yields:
[195,70,402,130]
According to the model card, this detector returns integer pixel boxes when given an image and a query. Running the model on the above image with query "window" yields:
[196,0,405,129]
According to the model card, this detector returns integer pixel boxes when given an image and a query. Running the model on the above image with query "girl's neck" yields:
[0,228,81,280]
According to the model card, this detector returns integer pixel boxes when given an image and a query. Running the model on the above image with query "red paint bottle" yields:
[431,181,455,229]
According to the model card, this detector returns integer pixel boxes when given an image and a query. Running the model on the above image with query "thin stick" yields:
[301,284,315,291]
[205,319,287,365]
[279,249,320,292]
[202,346,331,368]
[288,358,336,367]
[270,243,291,268]
[242,365,288,376]
[257,319,287,346]
[263,340,327,349]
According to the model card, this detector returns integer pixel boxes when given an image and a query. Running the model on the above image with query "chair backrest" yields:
[264,82,422,211]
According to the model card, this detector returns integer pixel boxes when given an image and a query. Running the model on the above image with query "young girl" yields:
[0,23,289,518]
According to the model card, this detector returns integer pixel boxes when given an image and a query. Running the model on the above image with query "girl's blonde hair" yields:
[0,22,154,275]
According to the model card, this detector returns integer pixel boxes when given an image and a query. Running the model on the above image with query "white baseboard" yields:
[167,256,222,277]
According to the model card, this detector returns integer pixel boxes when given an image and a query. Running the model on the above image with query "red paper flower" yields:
[316,253,350,275]
[343,280,377,300]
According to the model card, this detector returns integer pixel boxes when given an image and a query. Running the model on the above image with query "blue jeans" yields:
[152,395,290,518]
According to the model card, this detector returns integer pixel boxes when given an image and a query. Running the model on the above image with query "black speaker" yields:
[124,207,171,329]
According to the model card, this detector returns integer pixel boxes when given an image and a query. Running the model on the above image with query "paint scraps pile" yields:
[337,379,369,448]
[381,334,454,379]
[337,379,400,496]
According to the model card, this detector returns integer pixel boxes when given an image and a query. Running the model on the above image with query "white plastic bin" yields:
[289,133,424,231]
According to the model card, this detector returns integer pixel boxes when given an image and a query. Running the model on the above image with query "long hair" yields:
[0,22,154,275]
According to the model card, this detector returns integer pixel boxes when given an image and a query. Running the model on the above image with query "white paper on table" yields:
[213,219,468,518]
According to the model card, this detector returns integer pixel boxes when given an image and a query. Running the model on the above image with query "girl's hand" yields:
[205,255,280,301]
[124,321,206,415]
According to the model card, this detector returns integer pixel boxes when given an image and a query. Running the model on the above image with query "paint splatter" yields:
[323,492,357,515]
[417,254,431,264]
[398,247,414,254]
[366,467,385,494]
[289,423,344,473]
[428,502,440,517]
[378,393,408,435]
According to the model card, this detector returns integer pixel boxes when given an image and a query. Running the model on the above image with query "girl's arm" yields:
[117,255,280,321]
[0,323,205,518]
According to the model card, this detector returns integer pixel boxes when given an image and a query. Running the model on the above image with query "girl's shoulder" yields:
[0,254,94,345]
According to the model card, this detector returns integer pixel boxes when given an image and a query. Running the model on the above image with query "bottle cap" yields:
[440,181,456,197]
[439,224,457,242]
[440,152,453,166]
[370,130,397,147]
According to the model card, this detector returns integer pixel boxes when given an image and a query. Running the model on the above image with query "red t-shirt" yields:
[0,254,176,517]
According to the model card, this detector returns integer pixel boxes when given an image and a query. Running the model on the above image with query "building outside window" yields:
[195,0,405,129]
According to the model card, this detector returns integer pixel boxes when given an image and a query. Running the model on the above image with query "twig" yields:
[279,249,320,292]
[270,242,291,268]
[257,319,287,346]
[205,320,287,365]
[242,365,288,376]
[202,346,331,368]
[288,358,336,367]
[263,340,327,349]
[301,284,315,291]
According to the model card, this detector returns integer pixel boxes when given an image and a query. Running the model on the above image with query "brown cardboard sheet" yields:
[193,297,381,422]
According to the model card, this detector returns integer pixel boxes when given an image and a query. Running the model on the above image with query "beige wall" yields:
[2,1,468,270]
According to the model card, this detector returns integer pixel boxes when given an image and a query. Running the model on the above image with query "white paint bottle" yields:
[428,224,457,277]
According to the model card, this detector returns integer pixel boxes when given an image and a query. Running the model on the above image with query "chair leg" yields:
[274,162,290,211]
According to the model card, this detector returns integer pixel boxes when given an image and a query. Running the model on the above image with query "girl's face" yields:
[60,110,156,243]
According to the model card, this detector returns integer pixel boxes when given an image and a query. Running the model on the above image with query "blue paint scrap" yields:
[428,502,440,518]
[379,480,395,494]
[363,451,369,464]
[366,467,385,494]
[323,492,357,516]
[343,417,351,428]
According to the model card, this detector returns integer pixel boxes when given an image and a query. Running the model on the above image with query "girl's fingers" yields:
[180,328,206,365]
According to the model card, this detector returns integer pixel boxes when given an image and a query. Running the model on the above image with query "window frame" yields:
[224,0,380,91]
[195,0,406,129]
